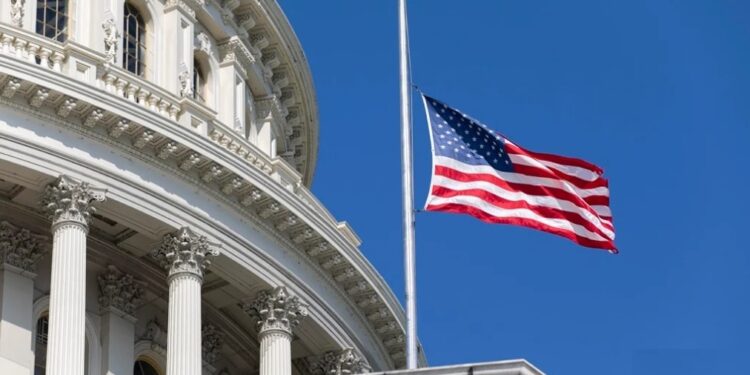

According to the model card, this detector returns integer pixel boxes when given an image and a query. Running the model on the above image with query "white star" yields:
[437,124,443,128]
[479,145,484,149]
[454,148,459,152]
[467,153,473,158]
[460,145,465,150]
[464,130,469,134]
[505,160,510,164]
[472,137,477,141]
[447,141,453,145]
[493,159,498,163]
[440,145,446,149]
[439,135,445,139]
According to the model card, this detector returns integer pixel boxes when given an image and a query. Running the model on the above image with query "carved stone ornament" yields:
[41,175,106,228]
[241,286,309,335]
[10,0,24,27]
[310,349,371,375]
[102,16,120,63]
[97,265,144,316]
[0,221,47,273]
[142,319,164,341]
[202,323,224,365]
[195,32,212,56]
[151,227,220,279]
[178,64,193,98]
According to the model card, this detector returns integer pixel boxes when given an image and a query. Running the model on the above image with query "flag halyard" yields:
[422,94,617,252]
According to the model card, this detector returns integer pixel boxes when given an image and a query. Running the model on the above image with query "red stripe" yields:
[435,166,612,221]
[510,163,609,190]
[504,142,604,176]
[426,202,618,252]
[431,186,614,240]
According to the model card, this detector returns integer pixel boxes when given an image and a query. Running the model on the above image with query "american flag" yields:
[422,94,616,252]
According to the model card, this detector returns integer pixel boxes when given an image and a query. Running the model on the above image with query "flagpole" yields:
[398,0,418,369]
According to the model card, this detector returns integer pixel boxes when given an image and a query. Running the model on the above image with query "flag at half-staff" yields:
[422,94,616,252]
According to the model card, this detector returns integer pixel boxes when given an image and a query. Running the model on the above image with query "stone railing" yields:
[0,26,66,72]
[99,65,182,121]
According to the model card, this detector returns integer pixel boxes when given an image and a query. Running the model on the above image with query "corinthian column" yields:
[152,227,219,375]
[42,176,106,375]
[242,286,309,375]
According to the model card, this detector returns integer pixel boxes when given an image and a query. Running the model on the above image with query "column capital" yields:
[310,349,371,375]
[0,221,48,274]
[152,227,220,280]
[42,175,106,229]
[242,286,308,335]
[97,265,144,318]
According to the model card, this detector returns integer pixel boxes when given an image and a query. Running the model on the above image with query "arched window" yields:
[192,58,206,102]
[134,358,161,375]
[34,315,49,375]
[123,3,146,76]
[36,0,69,42]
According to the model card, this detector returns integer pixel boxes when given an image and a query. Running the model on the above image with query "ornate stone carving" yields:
[42,176,106,227]
[178,64,193,98]
[0,221,47,273]
[29,88,49,108]
[142,319,164,341]
[240,188,263,207]
[57,98,77,118]
[309,349,371,375]
[108,119,130,139]
[157,141,179,159]
[2,78,21,99]
[10,0,24,28]
[201,165,224,183]
[180,153,202,171]
[202,323,223,365]
[221,177,243,195]
[242,286,309,335]
[195,32,212,56]
[102,16,120,63]
[97,265,144,316]
[133,130,156,149]
[151,227,219,279]
[83,108,105,127]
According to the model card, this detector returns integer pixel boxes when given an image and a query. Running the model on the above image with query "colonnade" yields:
[0,175,368,375]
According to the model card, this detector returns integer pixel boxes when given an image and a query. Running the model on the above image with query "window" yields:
[134,359,161,375]
[36,0,69,42]
[123,3,146,76]
[192,58,206,102]
[34,315,49,375]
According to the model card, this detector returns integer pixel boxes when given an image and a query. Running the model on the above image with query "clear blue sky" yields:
[279,1,749,374]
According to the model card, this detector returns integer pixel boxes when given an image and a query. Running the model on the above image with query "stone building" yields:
[0,1,542,375]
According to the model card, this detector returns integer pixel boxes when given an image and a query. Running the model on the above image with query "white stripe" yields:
[508,153,603,183]
[504,140,602,181]
[435,156,610,199]
[426,195,611,242]
[431,176,615,239]
[591,205,612,218]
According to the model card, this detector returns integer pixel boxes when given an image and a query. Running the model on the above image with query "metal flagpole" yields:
[398,0,418,369]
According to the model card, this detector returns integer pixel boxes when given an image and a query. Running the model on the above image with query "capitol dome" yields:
[0,1,423,374]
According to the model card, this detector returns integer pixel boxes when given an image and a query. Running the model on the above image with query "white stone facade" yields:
[0,0,422,374]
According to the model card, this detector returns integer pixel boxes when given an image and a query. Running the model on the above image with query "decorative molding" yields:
[202,323,224,365]
[41,175,106,228]
[151,227,220,279]
[309,349,371,375]
[195,32,212,56]
[97,265,144,316]
[242,286,309,335]
[0,220,47,273]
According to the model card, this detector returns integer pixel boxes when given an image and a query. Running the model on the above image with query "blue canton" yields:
[425,95,514,172]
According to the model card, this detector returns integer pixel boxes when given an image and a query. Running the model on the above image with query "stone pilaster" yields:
[152,227,219,375]
[98,266,144,375]
[0,221,47,372]
[242,286,309,375]
[309,349,371,375]
[42,176,105,375]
